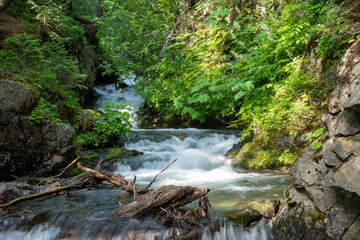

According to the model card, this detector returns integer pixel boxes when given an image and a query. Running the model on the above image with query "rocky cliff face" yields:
[0,80,76,180]
[273,38,360,239]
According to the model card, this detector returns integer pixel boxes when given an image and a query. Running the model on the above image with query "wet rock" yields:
[0,182,44,204]
[227,207,262,227]
[0,80,37,113]
[227,199,280,227]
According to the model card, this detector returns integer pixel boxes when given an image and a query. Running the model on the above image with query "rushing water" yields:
[0,82,292,239]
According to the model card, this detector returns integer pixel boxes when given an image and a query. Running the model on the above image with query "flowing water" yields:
[0,82,292,239]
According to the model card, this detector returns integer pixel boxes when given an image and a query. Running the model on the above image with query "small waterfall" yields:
[0,80,292,239]
[93,77,143,128]
[202,220,273,240]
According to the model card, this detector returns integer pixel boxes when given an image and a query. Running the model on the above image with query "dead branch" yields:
[37,157,81,186]
[77,163,149,194]
[146,158,177,189]
[0,185,80,208]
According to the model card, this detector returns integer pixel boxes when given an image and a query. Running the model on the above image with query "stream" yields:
[0,82,292,239]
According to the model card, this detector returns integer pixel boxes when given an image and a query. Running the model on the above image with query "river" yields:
[0,82,292,239]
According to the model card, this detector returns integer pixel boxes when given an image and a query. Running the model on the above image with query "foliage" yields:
[75,102,133,147]
[305,127,328,150]
[10,0,83,42]
[96,0,181,75]
[90,0,358,166]
[0,33,86,124]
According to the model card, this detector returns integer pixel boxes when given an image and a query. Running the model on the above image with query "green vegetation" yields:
[0,0,133,148]
[2,0,359,168]
[96,0,359,168]
[75,103,133,147]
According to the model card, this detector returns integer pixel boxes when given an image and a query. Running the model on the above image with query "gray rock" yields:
[327,87,342,115]
[339,79,360,111]
[325,157,360,196]
[342,216,360,240]
[0,182,44,204]
[337,38,360,86]
[0,111,76,180]
[332,134,360,160]
[0,80,37,113]
[333,110,360,137]
[306,186,336,212]
[325,191,360,239]
[290,147,327,188]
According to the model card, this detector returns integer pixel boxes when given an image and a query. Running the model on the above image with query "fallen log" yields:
[113,185,210,218]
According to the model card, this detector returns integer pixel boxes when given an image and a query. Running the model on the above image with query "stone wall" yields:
[273,38,360,239]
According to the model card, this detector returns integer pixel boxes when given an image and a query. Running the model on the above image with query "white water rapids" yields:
[0,82,292,240]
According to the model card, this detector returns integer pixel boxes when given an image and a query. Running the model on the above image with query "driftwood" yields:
[77,161,211,219]
[77,163,150,194]
[113,185,210,218]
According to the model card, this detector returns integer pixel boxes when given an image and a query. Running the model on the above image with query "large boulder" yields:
[0,79,37,113]
[0,80,76,180]
[273,38,360,239]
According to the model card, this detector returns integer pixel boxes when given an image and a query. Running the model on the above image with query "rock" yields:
[273,35,360,240]
[325,157,360,196]
[332,110,360,137]
[337,38,360,86]
[227,207,262,227]
[227,199,280,227]
[0,111,76,180]
[0,80,37,113]
[339,79,360,111]
[322,140,341,167]
[331,134,360,160]
[341,216,360,240]
[290,147,327,188]
[273,187,331,240]
[305,186,336,212]
[327,87,341,115]
[0,182,44,204]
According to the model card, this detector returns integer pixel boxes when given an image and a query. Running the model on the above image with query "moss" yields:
[105,147,129,160]
[74,172,92,180]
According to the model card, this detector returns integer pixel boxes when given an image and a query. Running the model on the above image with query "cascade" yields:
[0,77,291,239]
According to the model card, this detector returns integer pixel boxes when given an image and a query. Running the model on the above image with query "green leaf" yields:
[313,128,324,138]
[312,140,322,150]
[304,133,313,142]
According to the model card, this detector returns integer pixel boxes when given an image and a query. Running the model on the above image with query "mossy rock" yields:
[227,207,262,227]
